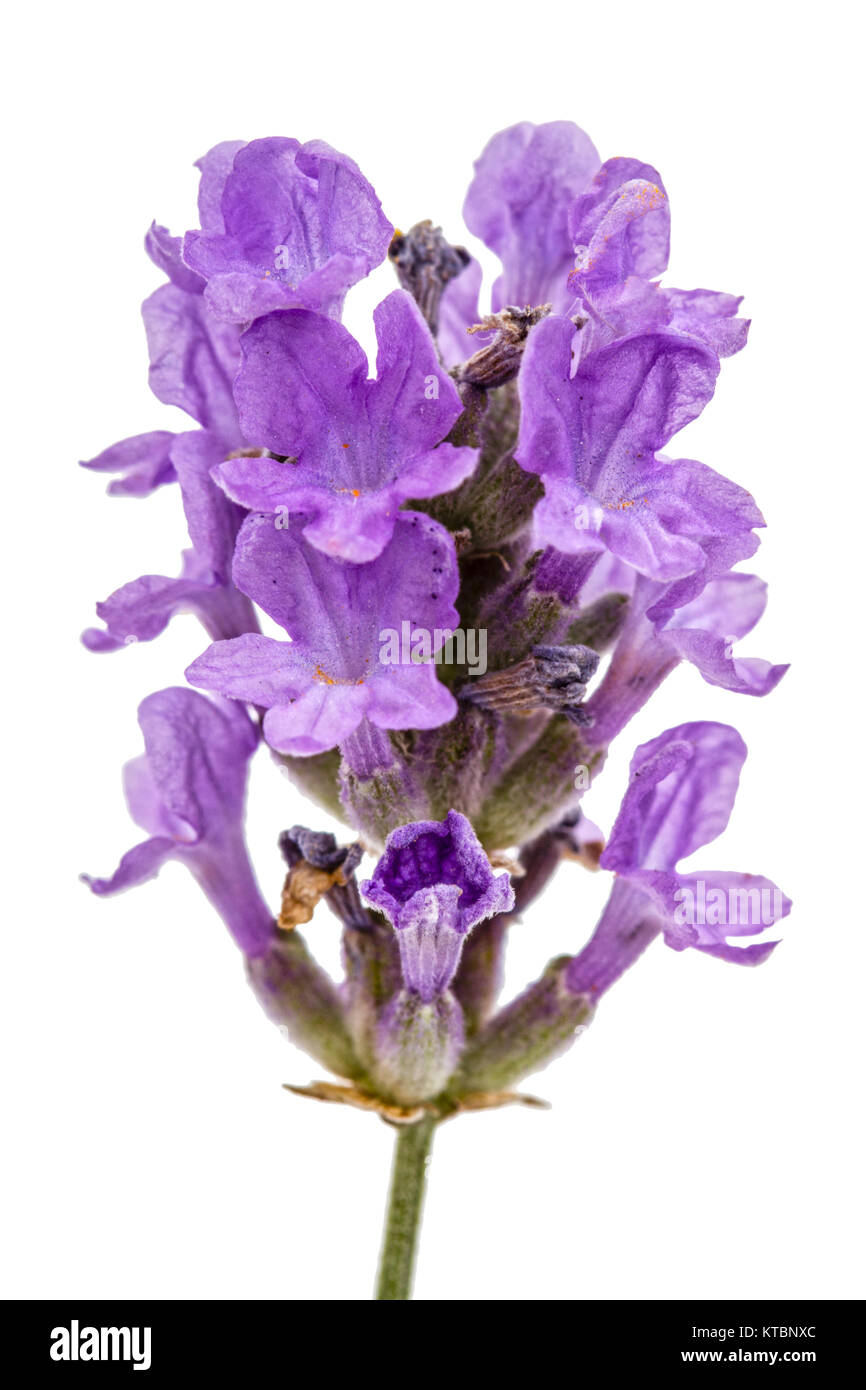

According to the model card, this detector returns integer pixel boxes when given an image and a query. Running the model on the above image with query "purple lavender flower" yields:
[516,320,737,578]
[583,567,789,746]
[181,137,393,323]
[440,121,747,368]
[564,161,748,361]
[80,120,790,1302]
[213,289,477,562]
[566,158,670,296]
[142,284,243,446]
[81,259,244,498]
[145,140,245,290]
[83,688,272,956]
[462,120,601,311]
[362,810,514,1001]
[185,510,459,755]
[353,813,515,1107]
[82,430,258,651]
[567,723,790,998]
[82,182,254,640]
[80,428,179,500]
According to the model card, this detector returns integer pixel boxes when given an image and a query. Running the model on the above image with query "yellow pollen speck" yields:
[313,664,365,687]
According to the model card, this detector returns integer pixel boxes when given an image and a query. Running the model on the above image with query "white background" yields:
[3,0,863,1301]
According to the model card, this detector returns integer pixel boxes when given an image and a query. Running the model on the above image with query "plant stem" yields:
[374,1115,437,1300]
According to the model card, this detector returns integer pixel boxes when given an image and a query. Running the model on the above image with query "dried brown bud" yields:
[455,303,552,388]
[388,220,470,335]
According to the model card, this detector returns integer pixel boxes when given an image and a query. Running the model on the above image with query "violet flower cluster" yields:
[83,123,789,1131]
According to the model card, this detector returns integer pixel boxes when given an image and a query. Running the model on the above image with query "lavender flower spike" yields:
[567,722,790,999]
[182,137,393,324]
[78,120,791,1302]
[216,289,478,563]
[83,689,272,957]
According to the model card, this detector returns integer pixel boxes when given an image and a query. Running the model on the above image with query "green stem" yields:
[374,1116,437,1300]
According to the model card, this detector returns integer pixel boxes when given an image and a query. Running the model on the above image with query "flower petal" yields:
[601,721,748,874]
[463,121,600,307]
[262,683,370,756]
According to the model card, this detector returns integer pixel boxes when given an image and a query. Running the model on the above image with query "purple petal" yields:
[658,573,789,694]
[438,255,483,366]
[367,290,467,460]
[83,688,271,955]
[201,256,375,322]
[566,878,663,1000]
[631,868,790,964]
[194,140,247,233]
[364,662,457,731]
[262,683,371,756]
[83,572,218,649]
[190,511,458,753]
[385,885,466,1002]
[664,572,769,640]
[82,554,256,652]
[144,222,204,293]
[186,633,305,705]
[601,721,748,874]
[664,627,789,695]
[122,754,189,840]
[182,137,392,322]
[171,430,245,581]
[233,307,368,461]
[82,836,179,894]
[597,497,706,581]
[644,457,765,538]
[80,430,176,497]
[229,299,474,560]
[362,811,514,996]
[83,429,256,653]
[518,320,721,576]
[142,284,242,447]
[568,159,670,292]
[463,121,600,308]
[136,688,257,834]
[662,287,750,358]
[645,532,763,626]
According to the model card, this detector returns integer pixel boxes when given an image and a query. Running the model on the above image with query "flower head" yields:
[79,120,791,1202]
